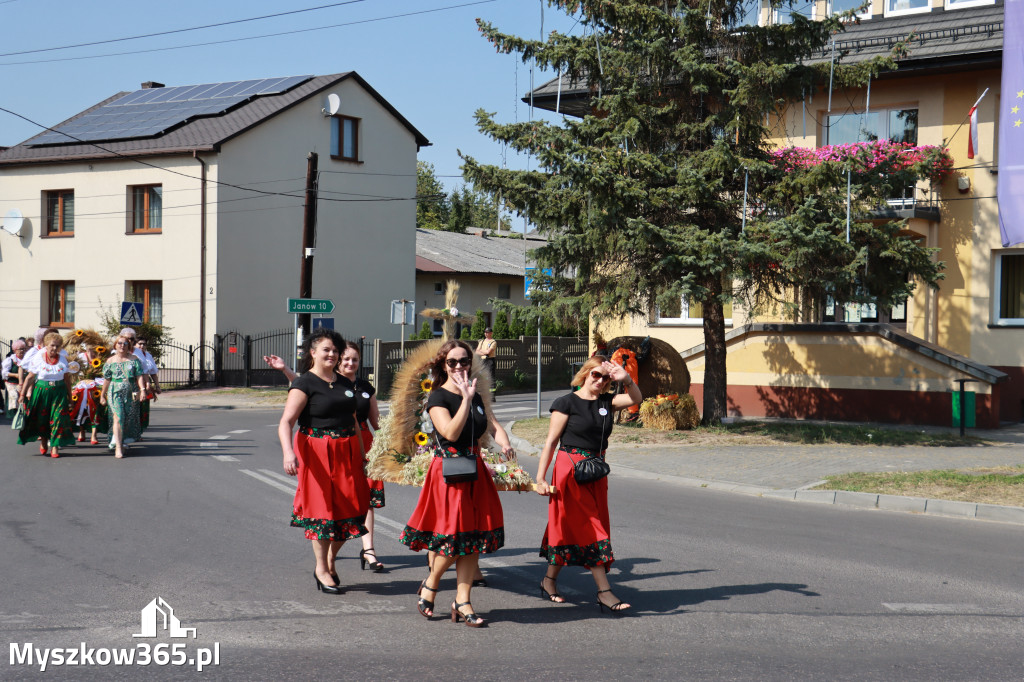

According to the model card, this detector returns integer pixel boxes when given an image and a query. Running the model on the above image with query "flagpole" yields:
[945,88,989,146]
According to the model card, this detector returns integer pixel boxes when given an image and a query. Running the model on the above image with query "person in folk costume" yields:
[264,340,387,574]
[534,355,642,615]
[18,327,67,400]
[17,332,76,458]
[401,339,515,628]
[278,329,371,594]
[2,339,27,414]
[132,336,161,434]
[100,334,146,458]
[65,329,110,445]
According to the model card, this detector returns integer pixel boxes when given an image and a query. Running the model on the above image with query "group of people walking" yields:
[277,329,641,627]
[11,326,161,458]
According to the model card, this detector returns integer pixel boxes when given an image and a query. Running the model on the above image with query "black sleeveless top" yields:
[550,392,615,452]
[425,387,487,450]
[290,372,357,430]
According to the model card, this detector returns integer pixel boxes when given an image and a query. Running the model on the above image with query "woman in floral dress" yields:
[99,335,146,458]
[400,340,515,628]
[534,356,642,615]
[17,332,75,458]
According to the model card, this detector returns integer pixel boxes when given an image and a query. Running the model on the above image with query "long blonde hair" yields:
[571,355,611,390]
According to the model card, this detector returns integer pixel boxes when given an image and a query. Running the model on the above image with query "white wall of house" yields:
[214,77,418,342]
[414,272,527,336]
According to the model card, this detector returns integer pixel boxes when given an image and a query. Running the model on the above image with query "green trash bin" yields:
[951,390,976,428]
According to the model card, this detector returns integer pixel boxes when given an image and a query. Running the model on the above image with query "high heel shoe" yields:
[50,449,60,458]
[417,581,438,618]
[539,574,565,603]
[596,589,630,615]
[472,577,488,588]
[451,602,485,628]
[359,547,384,572]
[314,572,343,594]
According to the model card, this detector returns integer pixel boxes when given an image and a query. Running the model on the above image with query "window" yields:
[434,282,444,295]
[126,281,163,324]
[44,190,74,236]
[825,108,918,146]
[127,185,162,233]
[656,295,733,325]
[330,115,360,161]
[885,0,930,17]
[498,283,511,299]
[994,252,1024,325]
[432,319,444,336]
[824,297,907,324]
[945,0,994,8]
[46,281,75,327]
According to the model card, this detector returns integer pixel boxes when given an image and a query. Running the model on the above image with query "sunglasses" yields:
[446,357,472,368]
[590,370,611,382]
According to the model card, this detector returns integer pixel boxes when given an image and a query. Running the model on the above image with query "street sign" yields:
[524,267,554,300]
[312,317,335,331]
[390,299,415,325]
[120,301,144,326]
[287,298,335,314]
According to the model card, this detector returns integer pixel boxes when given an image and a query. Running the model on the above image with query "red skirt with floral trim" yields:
[400,448,505,557]
[360,425,385,509]
[290,428,370,541]
[540,448,614,568]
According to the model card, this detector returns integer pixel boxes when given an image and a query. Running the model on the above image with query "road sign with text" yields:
[287,298,335,314]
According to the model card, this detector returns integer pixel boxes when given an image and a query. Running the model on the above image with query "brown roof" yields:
[0,72,429,166]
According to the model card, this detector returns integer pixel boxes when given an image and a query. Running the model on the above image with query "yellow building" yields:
[530,0,1020,428]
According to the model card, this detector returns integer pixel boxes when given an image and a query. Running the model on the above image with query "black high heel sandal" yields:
[540,574,565,603]
[451,601,485,628]
[417,581,438,618]
[360,547,384,572]
[314,571,343,595]
[596,589,629,615]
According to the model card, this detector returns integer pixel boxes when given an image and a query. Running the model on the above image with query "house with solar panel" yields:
[0,73,429,354]
[528,1,1023,428]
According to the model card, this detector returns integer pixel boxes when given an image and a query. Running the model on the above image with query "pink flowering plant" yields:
[772,141,953,184]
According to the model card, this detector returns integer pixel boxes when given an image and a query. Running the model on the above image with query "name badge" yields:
[362,392,371,399]
[598,407,609,416]
[477,405,484,414]
[345,390,355,397]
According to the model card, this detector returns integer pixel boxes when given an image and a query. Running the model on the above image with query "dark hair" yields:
[342,340,361,357]
[298,328,346,373]
[429,339,474,386]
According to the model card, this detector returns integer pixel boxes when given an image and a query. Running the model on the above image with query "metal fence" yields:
[154,341,216,389]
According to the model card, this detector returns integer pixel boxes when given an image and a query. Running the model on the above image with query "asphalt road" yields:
[1,404,1022,681]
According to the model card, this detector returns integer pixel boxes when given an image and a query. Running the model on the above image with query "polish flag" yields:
[967,104,979,159]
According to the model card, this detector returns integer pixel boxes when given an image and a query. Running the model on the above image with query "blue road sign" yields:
[312,317,335,331]
[524,267,554,300]
[120,301,144,326]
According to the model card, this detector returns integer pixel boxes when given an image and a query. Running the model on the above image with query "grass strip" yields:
[813,467,1024,507]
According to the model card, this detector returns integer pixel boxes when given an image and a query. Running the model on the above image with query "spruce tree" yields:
[463,0,941,424]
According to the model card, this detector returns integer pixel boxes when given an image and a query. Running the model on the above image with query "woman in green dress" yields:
[17,332,75,458]
[99,335,146,458]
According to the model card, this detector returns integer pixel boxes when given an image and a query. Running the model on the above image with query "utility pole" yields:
[298,152,319,342]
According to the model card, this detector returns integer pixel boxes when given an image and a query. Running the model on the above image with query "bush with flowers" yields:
[771,141,954,184]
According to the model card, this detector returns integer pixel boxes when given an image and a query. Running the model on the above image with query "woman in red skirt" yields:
[279,329,370,595]
[400,340,515,628]
[534,355,642,614]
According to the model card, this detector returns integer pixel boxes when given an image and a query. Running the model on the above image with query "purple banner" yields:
[999,0,1024,246]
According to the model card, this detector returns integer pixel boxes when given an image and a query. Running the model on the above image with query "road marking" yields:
[199,442,219,448]
[257,469,298,487]
[212,455,239,462]
[882,603,988,614]
[240,469,298,495]
[228,429,250,434]
[209,435,230,440]
[492,406,534,414]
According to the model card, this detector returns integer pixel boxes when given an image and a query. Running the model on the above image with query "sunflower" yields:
[414,432,429,446]
[70,393,80,402]
[74,329,84,337]
[420,379,433,393]
[95,346,107,354]
[91,388,102,399]
[91,358,102,369]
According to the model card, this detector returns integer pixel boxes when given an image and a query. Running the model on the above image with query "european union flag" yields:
[999,0,1024,246]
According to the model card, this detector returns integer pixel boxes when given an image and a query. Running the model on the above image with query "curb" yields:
[505,421,1024,527]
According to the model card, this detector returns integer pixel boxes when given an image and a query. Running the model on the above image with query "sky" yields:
[0,0,579,206]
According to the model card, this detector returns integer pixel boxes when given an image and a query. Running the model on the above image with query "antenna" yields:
[2,208,23,236]
[322,93,340,117]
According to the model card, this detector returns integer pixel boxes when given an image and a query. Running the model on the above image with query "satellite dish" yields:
[322,93,341,117]
[2,208,23,236]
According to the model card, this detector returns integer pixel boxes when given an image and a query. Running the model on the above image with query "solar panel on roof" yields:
[30,75,312,145]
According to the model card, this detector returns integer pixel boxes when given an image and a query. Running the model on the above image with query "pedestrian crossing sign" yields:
[120,301,144,326]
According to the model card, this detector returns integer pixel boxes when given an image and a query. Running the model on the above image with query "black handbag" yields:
[442,454,478,483]
[573,454,610,484]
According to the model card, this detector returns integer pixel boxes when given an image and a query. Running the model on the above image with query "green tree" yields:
[463,1,939,424]
[416,161,450,230]
[416,321,433,340]
[470,308,488,339]
[493,310,512,339]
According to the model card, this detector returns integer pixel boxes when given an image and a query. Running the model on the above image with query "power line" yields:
[0,0,498,67]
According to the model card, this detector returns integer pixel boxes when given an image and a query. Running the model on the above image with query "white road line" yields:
[240,469,298,495]
[199,442,219,448]
[212,455,239,462]
[491,407,534,414]
[882,603,987,614]
[228,429,250,434]
[257,469,298,487]
[209,435,230,440]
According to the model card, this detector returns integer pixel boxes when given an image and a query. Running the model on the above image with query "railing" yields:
[154,341,216,389]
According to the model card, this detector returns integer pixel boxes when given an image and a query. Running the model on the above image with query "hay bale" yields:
[638,394,701,430]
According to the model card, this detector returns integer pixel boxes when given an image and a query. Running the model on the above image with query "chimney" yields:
[141,81,165,89]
